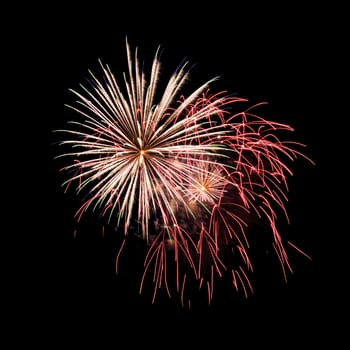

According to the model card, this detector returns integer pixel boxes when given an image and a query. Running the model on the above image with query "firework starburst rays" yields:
[57,39,314,306]
[57,40,236,242]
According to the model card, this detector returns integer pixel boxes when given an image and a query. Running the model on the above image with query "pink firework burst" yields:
[56,39,314,307]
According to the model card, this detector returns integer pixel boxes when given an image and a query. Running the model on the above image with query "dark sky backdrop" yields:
[46,2,341,347]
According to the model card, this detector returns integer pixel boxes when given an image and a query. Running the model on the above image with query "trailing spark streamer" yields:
[56,39,314,306]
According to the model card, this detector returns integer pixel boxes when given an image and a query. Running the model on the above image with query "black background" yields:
[40,2,343,347]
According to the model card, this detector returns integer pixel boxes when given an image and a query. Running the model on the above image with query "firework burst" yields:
[56,39,314,306]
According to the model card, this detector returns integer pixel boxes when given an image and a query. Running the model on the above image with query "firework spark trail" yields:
[57,39,314,305]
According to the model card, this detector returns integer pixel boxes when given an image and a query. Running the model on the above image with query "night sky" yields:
[44,2,341,347]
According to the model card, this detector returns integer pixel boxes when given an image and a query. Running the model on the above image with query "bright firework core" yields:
[57,39,314,307]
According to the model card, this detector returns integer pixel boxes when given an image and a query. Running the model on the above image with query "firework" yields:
[56,39,314,306]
